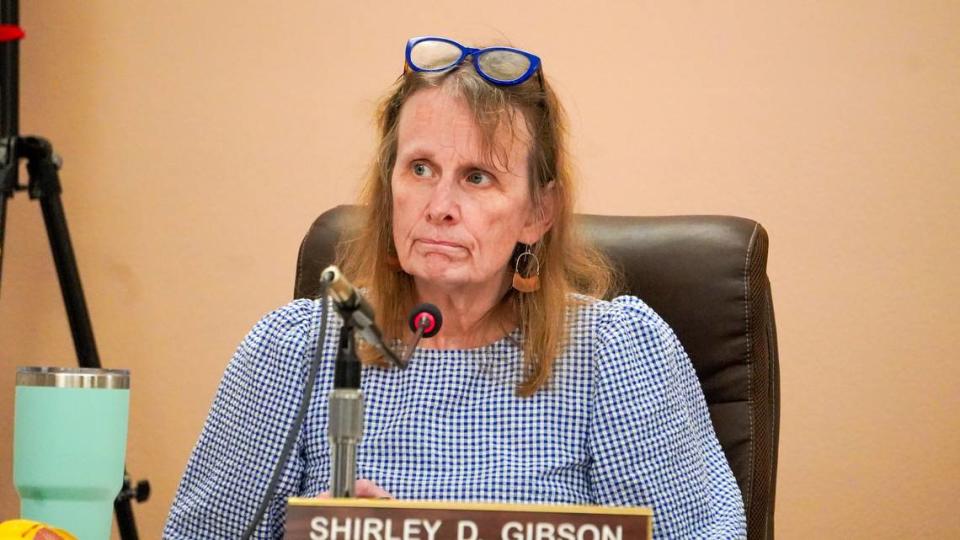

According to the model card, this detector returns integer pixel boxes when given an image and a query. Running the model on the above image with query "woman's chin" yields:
[408,263,470,289]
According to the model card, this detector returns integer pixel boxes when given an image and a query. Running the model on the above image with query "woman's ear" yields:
[520,181,557,244]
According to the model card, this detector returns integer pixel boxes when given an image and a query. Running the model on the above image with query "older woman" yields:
[165,36,745,539]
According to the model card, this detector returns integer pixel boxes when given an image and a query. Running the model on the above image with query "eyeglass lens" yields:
[411,40,532,83]
[410,40,462,70]
[477,50,531,82]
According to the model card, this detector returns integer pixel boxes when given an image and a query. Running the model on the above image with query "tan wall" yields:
[1,2,957,538]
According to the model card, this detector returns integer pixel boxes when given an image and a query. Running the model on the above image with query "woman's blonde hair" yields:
[337,59,616,396]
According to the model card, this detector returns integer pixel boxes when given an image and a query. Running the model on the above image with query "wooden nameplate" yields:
[285,497,652,540]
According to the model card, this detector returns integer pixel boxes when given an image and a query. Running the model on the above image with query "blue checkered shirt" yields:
[164,295,745,539]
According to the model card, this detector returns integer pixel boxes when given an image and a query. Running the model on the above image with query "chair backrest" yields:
[294,205,780,539]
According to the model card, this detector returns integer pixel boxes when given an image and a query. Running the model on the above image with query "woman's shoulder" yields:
[567,293,676,343]
[566,294,689,394]
[563,293,686,379]
[245,298,324,341]
[232,298,332,368]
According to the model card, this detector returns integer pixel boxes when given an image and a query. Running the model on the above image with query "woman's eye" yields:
[466,171,492,185]
[412,162,433,177]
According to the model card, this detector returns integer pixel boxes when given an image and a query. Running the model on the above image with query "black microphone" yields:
[400,303,443,364]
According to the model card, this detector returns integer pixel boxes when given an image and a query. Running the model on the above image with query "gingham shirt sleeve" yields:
[163,300,319,539]
[587,296,746,539]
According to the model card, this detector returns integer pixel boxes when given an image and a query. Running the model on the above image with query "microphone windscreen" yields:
[408,303,443,338]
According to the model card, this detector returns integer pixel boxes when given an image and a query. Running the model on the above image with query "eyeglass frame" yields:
[404,35,543,87]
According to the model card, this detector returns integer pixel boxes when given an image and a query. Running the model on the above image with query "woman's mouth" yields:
[416,238,466,253]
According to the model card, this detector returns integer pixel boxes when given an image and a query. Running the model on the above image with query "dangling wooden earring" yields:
[512,244,541,293]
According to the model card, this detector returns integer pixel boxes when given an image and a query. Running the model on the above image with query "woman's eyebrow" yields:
[455,161,500,176]
[396,144,436,161]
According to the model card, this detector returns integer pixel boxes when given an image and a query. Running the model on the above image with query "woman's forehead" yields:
[400,89,478,146]
[396,87,530,170]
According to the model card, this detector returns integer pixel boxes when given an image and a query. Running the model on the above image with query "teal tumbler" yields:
[13,367,130,540]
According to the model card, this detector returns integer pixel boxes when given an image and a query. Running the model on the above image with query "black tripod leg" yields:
[0,0,19,295]
[114,474,141,540]
[35,187,101,367]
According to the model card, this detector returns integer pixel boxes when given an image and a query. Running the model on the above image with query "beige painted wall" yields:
[1,2,957,538]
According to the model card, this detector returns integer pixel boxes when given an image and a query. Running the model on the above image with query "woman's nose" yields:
[425,177,460,224]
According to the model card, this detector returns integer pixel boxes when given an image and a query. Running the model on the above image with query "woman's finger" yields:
[355,479,393,499]
[316,479,393,499]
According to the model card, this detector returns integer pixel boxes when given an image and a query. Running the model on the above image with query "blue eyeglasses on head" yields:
[405,36,542,87]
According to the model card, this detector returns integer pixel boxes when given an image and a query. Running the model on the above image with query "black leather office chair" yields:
[294,205,780,539]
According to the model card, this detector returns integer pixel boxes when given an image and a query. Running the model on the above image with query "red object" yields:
[0,24,25,42]
[417,313,437,334]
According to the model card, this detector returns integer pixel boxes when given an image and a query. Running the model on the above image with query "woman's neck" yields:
[413,275,515,349]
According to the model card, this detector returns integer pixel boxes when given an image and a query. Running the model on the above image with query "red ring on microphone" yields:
[416,313,436,335]
[408,303,443,338]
